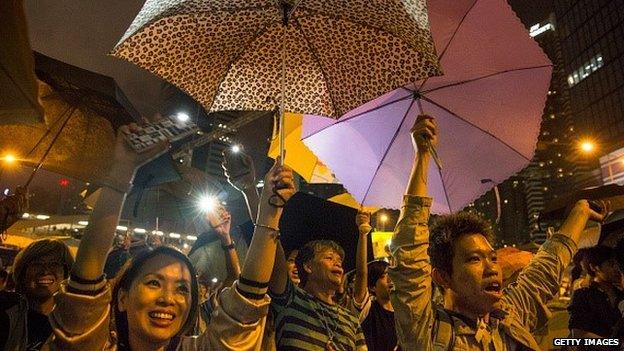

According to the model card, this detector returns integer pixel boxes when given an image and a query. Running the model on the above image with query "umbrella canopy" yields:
[0,53,138,182]
[111,0,441,118]
[303,0,552,213]
[0,0,43,124]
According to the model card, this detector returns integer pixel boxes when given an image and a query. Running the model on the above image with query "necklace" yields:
[314,300,338,351]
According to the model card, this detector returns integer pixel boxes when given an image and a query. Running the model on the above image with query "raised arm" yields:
[353,210,372,305]
[71,125,167,281]
[238,158,295,299]
[206,209,241,289]
[388,115,437,351]
[222,148,259,221]
[502,200,607,331]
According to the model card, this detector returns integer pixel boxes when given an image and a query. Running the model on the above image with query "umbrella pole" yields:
[277,1,301,166]
[24,106,77,187]
[279,31,286,166]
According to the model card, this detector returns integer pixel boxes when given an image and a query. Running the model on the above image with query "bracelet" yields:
[221,241,236,250]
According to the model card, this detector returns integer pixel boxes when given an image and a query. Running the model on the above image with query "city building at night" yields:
[471,4,581,243]
[555,0,624,171]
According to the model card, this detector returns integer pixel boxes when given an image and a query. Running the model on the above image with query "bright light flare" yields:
[379,214,389,222]
[198,195,219,213]
[2,154,16,164]
[176,112,190,123]
[579,140,595,153]
[231,144,241,153]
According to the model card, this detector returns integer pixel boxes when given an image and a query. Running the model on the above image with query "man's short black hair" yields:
[428,212,493,275]
[367,260,389,290]
[295,240,344,287]
[585,245,616,277]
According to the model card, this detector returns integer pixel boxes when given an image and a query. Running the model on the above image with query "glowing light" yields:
[176,112,190,122]
[169,233,181,239]
[78,221,89,226]
[186,235,198,241]
[116,225,128,231]
[198,195,218,213]
[2,154,16,164]
[152,230,164,236]
[212,277,218,283]
[36,215,50,220]
[379,214,389,222]
[231,144,241,153]
[134,228,147,234]
[22,213,30,218]
[579,140,595,153]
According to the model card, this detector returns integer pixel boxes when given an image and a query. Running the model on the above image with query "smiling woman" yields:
[112,247,199,351]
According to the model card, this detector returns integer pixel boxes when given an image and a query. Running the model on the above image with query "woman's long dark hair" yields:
[112,246,199,351]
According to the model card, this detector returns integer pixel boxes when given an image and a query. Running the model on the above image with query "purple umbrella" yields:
[303,0,552,213]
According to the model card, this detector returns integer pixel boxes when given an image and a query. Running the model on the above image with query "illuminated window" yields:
[567,54,604,87]
[529,22,554,37]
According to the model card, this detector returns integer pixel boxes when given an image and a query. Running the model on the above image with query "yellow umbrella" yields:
[268,112,335,183]
[327,193,378,213]
[268,113,380,211]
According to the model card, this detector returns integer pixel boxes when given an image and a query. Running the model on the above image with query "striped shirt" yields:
[270,280,367,350]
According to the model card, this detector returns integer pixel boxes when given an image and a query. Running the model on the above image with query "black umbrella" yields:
[279,192,374,272]
[540,184,624,221]
[0,0,43,124]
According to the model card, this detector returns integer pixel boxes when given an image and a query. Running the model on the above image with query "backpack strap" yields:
[433,304,456,351]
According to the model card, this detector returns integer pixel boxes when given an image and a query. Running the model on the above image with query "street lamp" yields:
[578,140,596,154]
[2,154,16,164]
[379,213,388,231]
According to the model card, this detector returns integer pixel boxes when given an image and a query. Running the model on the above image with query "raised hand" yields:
[410,114,438,154]
[356,209,372,235]
[257,157,296,228]
[222,148,256,192]
[111,123,169,184]
[206,205,232,239]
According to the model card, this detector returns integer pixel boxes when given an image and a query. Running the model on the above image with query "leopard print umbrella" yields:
[112,0,441,118]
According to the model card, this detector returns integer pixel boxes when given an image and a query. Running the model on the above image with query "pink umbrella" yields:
[303,0,552,213]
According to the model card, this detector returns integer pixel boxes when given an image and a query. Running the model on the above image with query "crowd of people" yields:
[0,115,622,351]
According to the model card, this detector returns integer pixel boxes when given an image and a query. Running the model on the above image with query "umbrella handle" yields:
[416,97,442,170]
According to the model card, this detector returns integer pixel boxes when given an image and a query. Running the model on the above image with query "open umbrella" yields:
[303,0,552,213]
[540,184,624,221]
[280,192,374,272]
[111,0,442,160]
[0,53,138,182]
[0,0,43,124]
